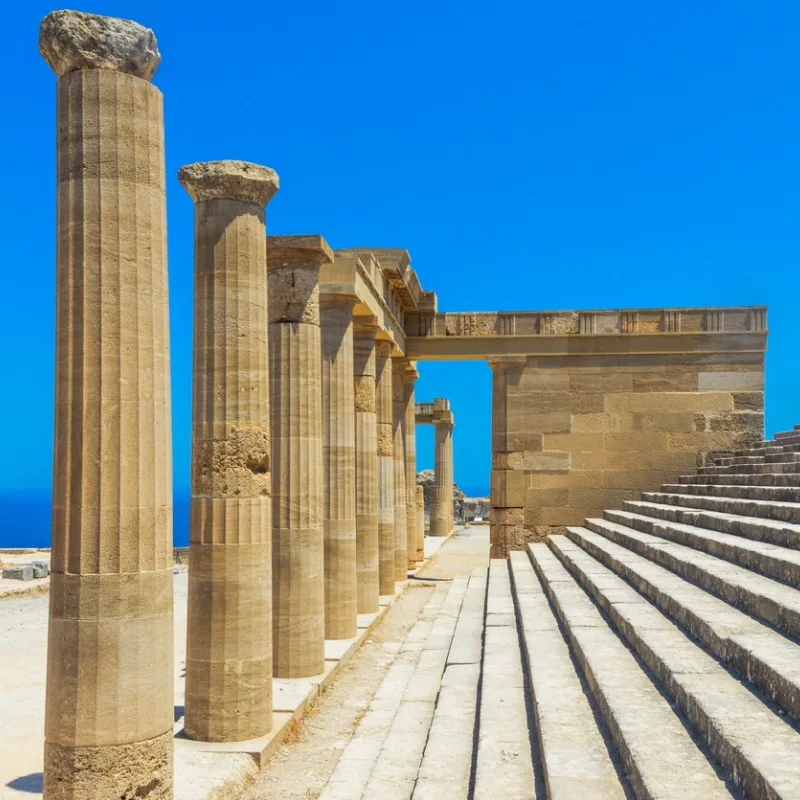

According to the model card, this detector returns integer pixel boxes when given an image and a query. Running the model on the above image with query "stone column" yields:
[403,364,421,565]
[392,359,408,581]
[431,400,454,536]
[489,357,527,558]
[179,161,278,741]
[417,485,425,548]
[374,340,396,595]
[353,321,380,613]
[320,293,358,640]
[268,235,332,677]
[40,11,174,798]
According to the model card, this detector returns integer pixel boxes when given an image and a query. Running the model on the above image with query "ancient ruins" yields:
[29,8,800,800]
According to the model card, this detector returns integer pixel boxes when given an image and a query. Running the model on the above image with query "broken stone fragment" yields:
[178,161,280,207]
[39,10,160,80]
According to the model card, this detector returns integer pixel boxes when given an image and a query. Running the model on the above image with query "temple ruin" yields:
[31,9,800,800]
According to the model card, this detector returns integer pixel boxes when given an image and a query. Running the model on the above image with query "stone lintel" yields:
[178,161,279,206]
[319,287,359,309]
[267,235,334,270]
[39,10,160,80]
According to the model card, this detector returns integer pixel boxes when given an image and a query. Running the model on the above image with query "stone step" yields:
[508,552,627,800]
[679,473,800,488]
[758,433,800,447]
[606,507,800,586]
[565,526,800,724]
[527,543,734,800]
[363,577,468,799]
[585,516,800,638]
[715,452,800,467]
[662,482,800,503]
[740,442,800,457]
[322,579,466,800]
[549,535,800,800]
[413,568,486,799]
[642,490,800,524]
[473,560,536,800]
[699,461,800,476]
[624,500,800,550]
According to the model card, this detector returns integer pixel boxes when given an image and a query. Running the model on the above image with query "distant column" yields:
[431,400,454,536]
[268,235,332,677]
[321,293,358,639]
[403,364,421,565]
[417,485,426,551]
[392,359,408,581]
[40,10,174,797]
[375,340,396,594]
[179,161,278,741]
[353,321,380,613]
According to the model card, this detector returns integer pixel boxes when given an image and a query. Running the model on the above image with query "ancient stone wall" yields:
[490,351,764,557]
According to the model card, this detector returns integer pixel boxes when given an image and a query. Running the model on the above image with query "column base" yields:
[44,730,173,799]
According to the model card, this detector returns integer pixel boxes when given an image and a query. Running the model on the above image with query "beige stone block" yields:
[707,411,764,435]
[570,413,607,433]
[569,372,633,394]
[517,371,571,392]
[528,469,604,490]
[490,507,524,525]
[698,371,764,391]
[507,410,572,434]
[667,430,750,452]
[604,391,734,413]
[508,392,604,415]
[542,432,603,453]
[525,487,569,508]
[604,432,668,452]
[493,451,523,469]
[632,371,698,393]
[521,451,571,472]
[601,469,676,491]
[631,412,697,432]
[490,470,526,508]
[732,392,764,411]
[540,507,587,526]
[568,488,637,509]
[524,507,542,526]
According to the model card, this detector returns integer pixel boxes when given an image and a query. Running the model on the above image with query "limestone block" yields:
[525,488,569,509]
[632,371,699,393]
[631,412,698,432]
[528,470,604,490]
[31,561,49,578]
[541,507,586,526]
[492,451,523,469]
[521,451,571,472]
[604,392,734,414]
[699,371,764,391]
[517,372,571,392]
[542,433,604,454]
[3,565,33,581]
[732,392,764,411]
[569,372,633,394]
[508,410,572,434]
[490,470,526,508]
[604,432,669,452]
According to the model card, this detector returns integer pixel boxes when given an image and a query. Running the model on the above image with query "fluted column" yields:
[392,359,408,581]
[353,321,379,613]
[321,293,358,639]
[179,161,278,741]
[268,235,332,677]
[417,485,425,549]
[403,364,421,564]
[374,340,395,595]
[40,11,173,798]
[431,399,454,536]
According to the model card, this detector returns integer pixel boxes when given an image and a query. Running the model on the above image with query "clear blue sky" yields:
[1,1,797,535]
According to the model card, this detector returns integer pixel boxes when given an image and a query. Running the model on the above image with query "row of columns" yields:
[39,10,452,797]
[430,399,456,536]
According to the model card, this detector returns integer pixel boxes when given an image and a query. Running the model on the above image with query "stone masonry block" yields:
[604,392,734,414]
[3,565,33,581]
[521,451,571,472]
[698,371,764,391]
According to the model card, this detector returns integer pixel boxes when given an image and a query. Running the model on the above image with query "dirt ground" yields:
[245,527,489,800]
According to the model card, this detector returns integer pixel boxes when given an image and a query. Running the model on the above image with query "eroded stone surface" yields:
[178,160,279,206]
[40,10,160,79]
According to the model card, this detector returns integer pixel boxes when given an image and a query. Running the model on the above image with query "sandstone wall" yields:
[490,351,764,557]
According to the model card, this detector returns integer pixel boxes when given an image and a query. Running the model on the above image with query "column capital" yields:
[178,161,279,207]
[403,362,419,384]
[39,10,160,80]
[375,339,395,359]
[267,235,334,270]
[319,289,359,310]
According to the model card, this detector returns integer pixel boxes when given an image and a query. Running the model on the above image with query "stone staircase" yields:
[321,426,800,799]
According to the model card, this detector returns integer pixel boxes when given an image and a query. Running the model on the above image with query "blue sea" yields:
[0,488,192,549]
[0,484,488,549]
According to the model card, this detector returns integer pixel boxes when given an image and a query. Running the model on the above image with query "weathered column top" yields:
[267,235,333,325]
[404,363,420,384]
[39,10,160,80]
[178,161,279,207]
